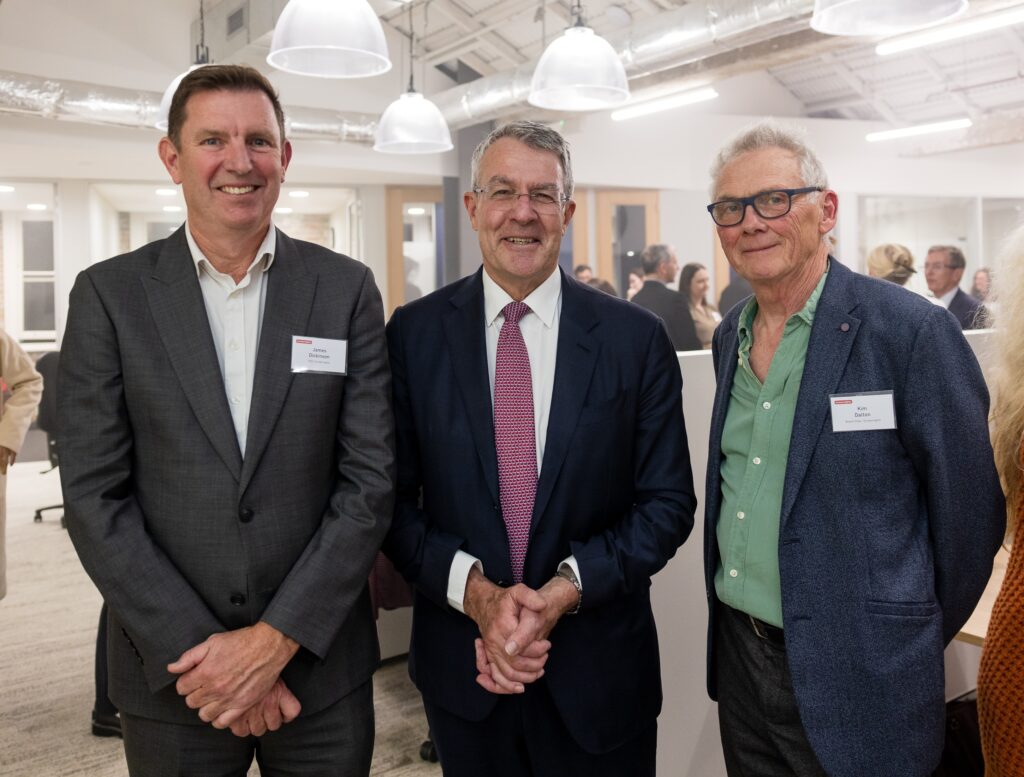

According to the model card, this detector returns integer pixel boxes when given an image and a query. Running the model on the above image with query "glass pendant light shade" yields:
[528,26,629,111]
[268,0,391,79]
[155,64,209,131]
[810,0,967,36]
[374,91,453,154]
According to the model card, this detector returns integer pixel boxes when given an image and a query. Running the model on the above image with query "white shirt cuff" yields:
[447,550,483,614]
[558,556,582,591]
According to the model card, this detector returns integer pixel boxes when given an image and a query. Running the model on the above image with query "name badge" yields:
[291,336,347,375]
[830,391,896,432]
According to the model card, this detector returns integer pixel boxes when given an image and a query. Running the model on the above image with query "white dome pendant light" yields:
[155,0,212,131]
[810,0,967,37]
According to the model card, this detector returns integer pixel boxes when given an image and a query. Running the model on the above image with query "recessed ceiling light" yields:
[275,207,294,214]
[27,203,47,211]
[163,205,182,213]
[155,188,177,196]
[288,190,310,199]
[406,207,426,216]
[0,185,14,193]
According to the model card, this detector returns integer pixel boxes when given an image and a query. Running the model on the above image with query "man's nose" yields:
[224,139,253,173]
[508,193,538,220]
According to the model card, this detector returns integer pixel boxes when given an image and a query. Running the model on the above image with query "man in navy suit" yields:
[703,123,1004,777]
[925,245,988,329]
[384,121,696,775]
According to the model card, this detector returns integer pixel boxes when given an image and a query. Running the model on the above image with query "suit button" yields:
[239,507,254,523]
[230,593,247,606]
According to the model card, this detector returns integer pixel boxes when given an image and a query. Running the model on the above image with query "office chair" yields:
[33,350,62,525]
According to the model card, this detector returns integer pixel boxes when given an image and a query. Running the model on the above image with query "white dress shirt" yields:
[934,287,958,309]
[185,222,276,455]
[447,267,581,612]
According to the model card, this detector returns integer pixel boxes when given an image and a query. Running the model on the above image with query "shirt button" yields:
[229,593,246,606]
[231,395,241,405]
[762,401,772,410]
[737,511,745,520]
[752,456,762,465]
[229,340,240,351]
[729,569,738,578]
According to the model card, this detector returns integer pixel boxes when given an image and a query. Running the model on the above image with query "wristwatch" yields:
[556,566,582,615]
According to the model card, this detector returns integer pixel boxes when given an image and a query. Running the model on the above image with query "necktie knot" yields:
[502,301,530,326]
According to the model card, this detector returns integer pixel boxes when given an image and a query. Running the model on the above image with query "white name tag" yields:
[291,335,347,375]
[829,391,896,432]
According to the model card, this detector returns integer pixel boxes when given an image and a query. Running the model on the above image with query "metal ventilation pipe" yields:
[434,0,817,128]
[0,70,379,144]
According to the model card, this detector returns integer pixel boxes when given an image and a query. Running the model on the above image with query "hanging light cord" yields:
[407,2,416,93]
[195,0,210,65]
[571,0,586,28]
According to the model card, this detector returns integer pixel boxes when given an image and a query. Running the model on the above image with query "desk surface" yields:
[957,546,1010,647]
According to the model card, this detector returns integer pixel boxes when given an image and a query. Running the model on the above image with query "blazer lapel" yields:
[239,230,317,494]
[531,273,599,529]
[779,260,861,528]
[704,313,741,570]
[141,228,242,481]
[442,271,500,507]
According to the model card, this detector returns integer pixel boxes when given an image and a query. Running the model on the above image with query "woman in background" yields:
[626,268,644,301]
[865,243,916,286]
[971,267,992,302]
[977,226,1024,776]
[680,263,720,349]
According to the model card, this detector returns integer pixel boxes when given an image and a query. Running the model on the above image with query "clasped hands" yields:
[463,568,579,695]
[167,621,301,738]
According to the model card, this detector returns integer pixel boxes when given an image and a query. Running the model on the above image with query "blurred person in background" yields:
[925,245,987,329]
[631,244,701,351]
[865,243,916,287]
[587,277,618,296]
[971,267,992,303]
[680,262,721,349]
[977,228,1024,776]
[573,264,593,283]
[627,268,644,301]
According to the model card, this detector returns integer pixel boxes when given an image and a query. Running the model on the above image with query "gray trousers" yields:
[716,603,829,777]
[122,680,373,777]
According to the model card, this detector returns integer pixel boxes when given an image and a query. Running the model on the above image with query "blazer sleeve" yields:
[0,329,41,452]
[568,320,697,610]
[900,305,1005,643]
[58,270,225,692]
[259,267,396,658]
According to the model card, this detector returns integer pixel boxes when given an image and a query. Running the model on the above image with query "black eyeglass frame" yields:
[706,186,824,227]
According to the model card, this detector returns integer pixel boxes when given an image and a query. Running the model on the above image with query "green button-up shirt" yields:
[715,269,828,627]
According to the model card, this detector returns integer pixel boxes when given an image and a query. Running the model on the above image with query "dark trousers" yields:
[121,680,374,777]
[423,680,656,777]
[716,603,828,777]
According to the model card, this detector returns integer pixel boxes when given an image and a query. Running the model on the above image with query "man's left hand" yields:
[0,446,17,474]
[168,621,300,728]
[502,575,579,658]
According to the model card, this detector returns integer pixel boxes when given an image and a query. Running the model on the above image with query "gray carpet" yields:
[0,463,438,776]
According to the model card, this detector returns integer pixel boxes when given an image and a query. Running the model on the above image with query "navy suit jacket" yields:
[704,260,1004,777]
[948,287,987,330]
[384,268,696,754]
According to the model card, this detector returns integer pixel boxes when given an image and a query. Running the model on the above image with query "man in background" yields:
[572,264,593,283]
[631,243,701,351]
[925,244,987,329]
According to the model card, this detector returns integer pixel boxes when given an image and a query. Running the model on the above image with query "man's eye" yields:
[531,192,557,205]
[489,188,514,200]
[200,138,221,146]
[720,202,741,214]
[251,138,271,147]
[763,193,788,206]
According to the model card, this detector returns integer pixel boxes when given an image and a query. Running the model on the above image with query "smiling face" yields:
[158,89,291,246]
[463,137,575,300]
[713,147,836,290]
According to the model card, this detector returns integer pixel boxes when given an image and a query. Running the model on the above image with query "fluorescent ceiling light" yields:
[155,188,177,196]
[163,205,182,213]
[289,190,310,198]
[610,87,719,121]
[406,207,426,216]
[0,185,14,193]
[27,203,47,211]
[275,207,294,214]
[865,117,972,142]
[876,5,1024,55]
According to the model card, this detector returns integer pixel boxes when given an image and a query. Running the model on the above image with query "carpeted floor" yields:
[0,463,438,776]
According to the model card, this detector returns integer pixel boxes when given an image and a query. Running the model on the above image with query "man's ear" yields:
[464,191,480,231]
[158,137,183,184]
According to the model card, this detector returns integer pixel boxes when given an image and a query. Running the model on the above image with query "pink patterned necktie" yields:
[494,301,537,584]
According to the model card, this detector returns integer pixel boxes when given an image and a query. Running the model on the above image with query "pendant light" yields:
[267,0,391,79]
[528,0,629,111]
[810,0,967,37]
[155,0,211,131]
[374,3,453,154]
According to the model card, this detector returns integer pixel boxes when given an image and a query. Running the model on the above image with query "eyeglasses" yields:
[707,187,823,227]
[473,184,569,214]
[923,263,956,271]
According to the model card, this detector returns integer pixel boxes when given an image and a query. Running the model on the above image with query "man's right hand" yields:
[462,569,550,694]
[227,679,302,738]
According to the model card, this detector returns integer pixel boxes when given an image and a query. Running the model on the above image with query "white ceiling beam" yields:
[821,52,902,124]
[431,0,529,66]
[915,52,982,120]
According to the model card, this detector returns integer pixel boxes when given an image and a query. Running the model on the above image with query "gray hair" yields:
[928,244,966,270]
[641,244,674,275]
[709,121,828,198]
[470,120,574,198]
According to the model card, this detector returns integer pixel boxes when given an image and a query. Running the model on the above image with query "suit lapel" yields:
[141,228,242,480]
[239,230,317,494]
[532,273,599,529]
[443,271,500,507]
[704,313,740,569]
[779,261,861,528]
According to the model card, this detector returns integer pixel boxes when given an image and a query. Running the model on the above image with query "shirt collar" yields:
[482,266,561,328]
[937,287,958,308]
[185,220,277,280]
[737,263,830,348]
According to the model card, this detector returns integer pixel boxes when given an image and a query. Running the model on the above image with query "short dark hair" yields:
[574,264,592,277]
[928,245,966,270]
[167,64,286,148]
[641,244,673,275]
[470,120,574,198]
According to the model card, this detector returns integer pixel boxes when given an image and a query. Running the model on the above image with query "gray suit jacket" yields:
[705,259,1004,777]
[58,226,395,724]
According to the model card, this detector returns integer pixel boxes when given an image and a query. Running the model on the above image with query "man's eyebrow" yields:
[482,175,559,190]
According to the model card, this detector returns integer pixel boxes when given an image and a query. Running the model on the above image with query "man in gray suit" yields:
[703,122,1003,777]
[58,65,394,775]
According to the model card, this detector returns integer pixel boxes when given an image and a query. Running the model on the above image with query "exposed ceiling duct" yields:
[0,70,378,143]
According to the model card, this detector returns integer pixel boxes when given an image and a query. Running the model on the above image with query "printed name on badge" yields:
[291,335,348,375]
[829,390,896,432]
